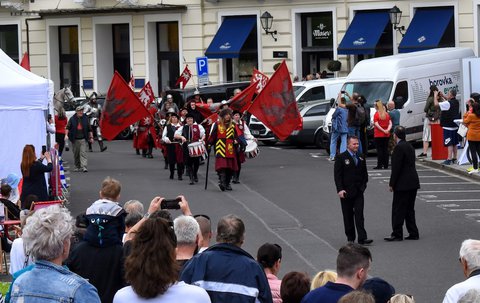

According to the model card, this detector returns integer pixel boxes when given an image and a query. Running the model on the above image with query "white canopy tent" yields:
[0,48,54,179]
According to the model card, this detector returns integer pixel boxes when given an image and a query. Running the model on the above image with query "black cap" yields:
[185,112,195,119]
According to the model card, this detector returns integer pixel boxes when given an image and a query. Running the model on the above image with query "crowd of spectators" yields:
[2,175,480,303]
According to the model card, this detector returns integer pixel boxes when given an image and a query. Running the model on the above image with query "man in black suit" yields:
[384,126,420,241]
[334,136,373,245]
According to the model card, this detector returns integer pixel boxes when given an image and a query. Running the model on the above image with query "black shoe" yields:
[189,180,195,185]
[384,236,403,242]
[225,184,232,191]
[373,166,382,170]
[219,184,226,191]
[89,149,93,152]
[169,174,174,180]
[417,153,427,158]
[194,176,198,183]
[232,180,240,184]
[178,175,183,181]
[136,150,140,155]
[358,239,373,245]
[146,154,153,159]
[404,235,419,240]
[100,146,107,152]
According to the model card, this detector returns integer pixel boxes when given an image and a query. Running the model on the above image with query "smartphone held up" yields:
[161,198,181,210]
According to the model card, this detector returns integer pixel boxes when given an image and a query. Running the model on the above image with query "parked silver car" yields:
[287,100,332,147]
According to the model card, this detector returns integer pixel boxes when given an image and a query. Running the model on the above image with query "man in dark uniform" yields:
[384,126,420,241]
[334,136,373,245]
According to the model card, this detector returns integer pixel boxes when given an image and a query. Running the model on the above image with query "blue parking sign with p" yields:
[196,57,209,76]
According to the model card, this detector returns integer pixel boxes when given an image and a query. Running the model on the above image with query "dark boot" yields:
[146,147,153,158]
[219,171,226,191]
[136,149,140,155]
[164,158,169,169]
[169,166,175,179]
[232,171,240,184]
[189,172,195,185]
[194,171,199,183]
[88,142,93,152]
[178,164,184,180]
[142,149,147,157]
[225,171,233,191]
[98,140,107,152]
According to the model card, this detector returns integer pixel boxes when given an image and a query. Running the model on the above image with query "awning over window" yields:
[337,11,390,55]
[398,8,454,53]
[205,17,256,59]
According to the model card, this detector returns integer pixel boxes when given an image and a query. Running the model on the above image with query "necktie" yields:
[353,153,358,166]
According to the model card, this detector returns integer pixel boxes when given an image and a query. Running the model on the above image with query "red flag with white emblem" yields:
[247,61,302,141]
[100,71,152,140]
[175,65,192,89]
[250,69,268,94]
[20,52,30,71]
[137,82,156,107]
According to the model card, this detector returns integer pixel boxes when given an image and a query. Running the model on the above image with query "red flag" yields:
[100,71,152,141]
[137,82,156,107]
[195,103,216,119]
[247,61,302,141]
[20,52,30,71]
[251,69,269,94]
[202,112,218,125]
[175,65,192,89]
[228,81,258,113]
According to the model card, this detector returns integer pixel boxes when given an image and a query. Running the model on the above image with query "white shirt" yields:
[174,123,206,140]
[442,274,480,303]
[113,281,211,303]
[9,237,33,275]
[162,123,182,144]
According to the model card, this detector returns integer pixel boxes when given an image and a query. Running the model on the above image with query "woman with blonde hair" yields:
[388,294,415,303]
[373,100,392,169]
[310,270,337,290]
[20,144,52,208]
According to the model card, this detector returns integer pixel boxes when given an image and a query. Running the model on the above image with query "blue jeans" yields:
[330,131,347,159]
[348,126,363,154]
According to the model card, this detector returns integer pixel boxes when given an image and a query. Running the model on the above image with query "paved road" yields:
[62,140,480,302]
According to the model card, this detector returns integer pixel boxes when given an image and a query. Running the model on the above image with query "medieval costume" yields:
[162,111,184,180]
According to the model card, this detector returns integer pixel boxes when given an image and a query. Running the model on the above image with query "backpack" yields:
[355,104,366,126]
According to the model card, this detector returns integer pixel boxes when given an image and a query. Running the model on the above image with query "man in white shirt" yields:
[443,239,480,303]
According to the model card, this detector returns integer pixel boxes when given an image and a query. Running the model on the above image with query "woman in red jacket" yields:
[373,100,392,169]
[55,106,68,157]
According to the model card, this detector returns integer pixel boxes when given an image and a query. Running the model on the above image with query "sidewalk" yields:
[414,146,480,182]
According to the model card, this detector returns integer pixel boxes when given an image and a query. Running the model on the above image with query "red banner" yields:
[100,71,152,141]
[175,65,192,89]
[251,69,269,94]
[228,81,258,113]
[138,82,156,107]
[247,61,302,141]
[20,52,30,71]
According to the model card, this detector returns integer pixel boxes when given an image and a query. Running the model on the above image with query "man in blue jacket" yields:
[181,214,272,303]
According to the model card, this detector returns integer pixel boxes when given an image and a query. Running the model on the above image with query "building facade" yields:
[0,0,477,97]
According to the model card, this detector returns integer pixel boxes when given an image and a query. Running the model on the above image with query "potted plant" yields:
[327,60,341,72]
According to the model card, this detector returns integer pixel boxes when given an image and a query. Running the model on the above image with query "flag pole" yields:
[204,146,210,190]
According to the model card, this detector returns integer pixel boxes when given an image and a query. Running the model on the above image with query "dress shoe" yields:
[189,180,195,185]
[373,166,383,170]
[358,239,373,245]
[225,184,233,191]
[194,176,199,183]
[178,176,183,181]
[404,235,419,240]
[384,236,403,242]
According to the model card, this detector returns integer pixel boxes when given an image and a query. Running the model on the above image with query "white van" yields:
[249,77,346,145]
[322,47,475,149]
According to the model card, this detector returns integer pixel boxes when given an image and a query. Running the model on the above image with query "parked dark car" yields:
[288,100,331,147]
[166,81,250,108]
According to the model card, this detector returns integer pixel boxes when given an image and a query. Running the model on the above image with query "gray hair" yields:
[459,239,480,271]
[216,214,245,245]
[458,289,480,303]
[22,205,74,261]
[174,215,200,245]
[124,200,144,215]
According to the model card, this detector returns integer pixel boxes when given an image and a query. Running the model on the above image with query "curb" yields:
[417,158,480,182]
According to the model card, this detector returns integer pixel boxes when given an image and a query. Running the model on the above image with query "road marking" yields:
[437,204,459,208]
[417,175,456,178]
[310,153,324,158]
[426,199,480,203]
[419,190,480,193]
[450,209,480,212]
[420,182,472,185]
